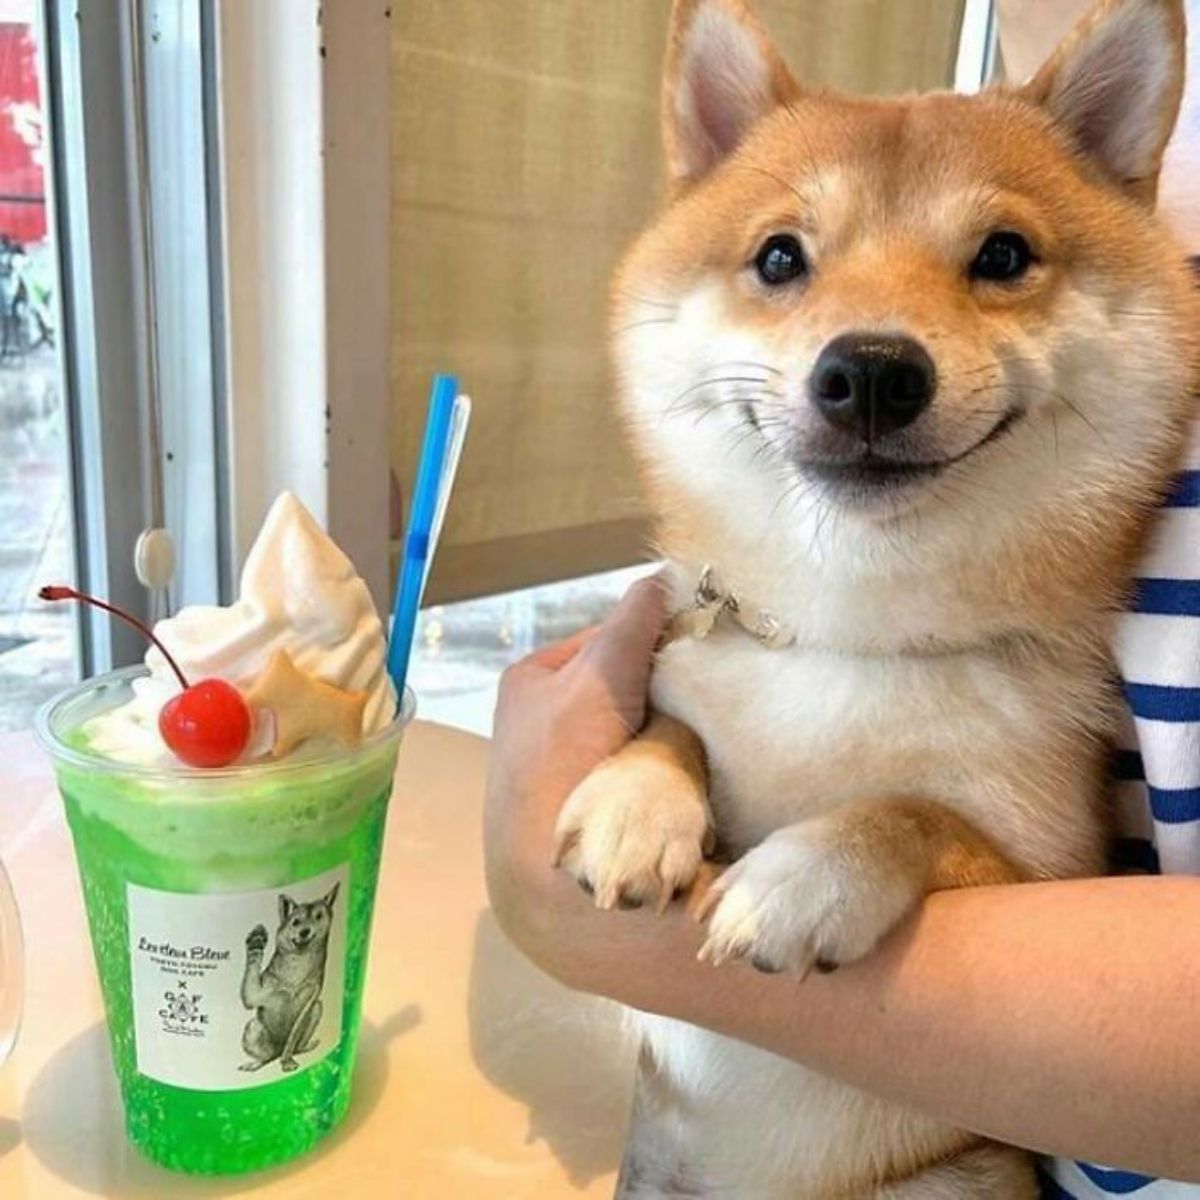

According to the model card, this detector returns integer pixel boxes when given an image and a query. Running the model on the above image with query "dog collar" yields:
[668,565,1048,661]
[671,565,795,650]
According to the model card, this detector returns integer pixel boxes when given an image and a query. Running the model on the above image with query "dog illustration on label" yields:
[239,885,338,1074]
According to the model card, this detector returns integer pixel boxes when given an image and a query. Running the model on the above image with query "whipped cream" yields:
[86,492,397,766]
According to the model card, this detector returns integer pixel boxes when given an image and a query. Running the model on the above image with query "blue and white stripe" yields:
[1042,1160,1197,1198]
[1042,420,1200,1196]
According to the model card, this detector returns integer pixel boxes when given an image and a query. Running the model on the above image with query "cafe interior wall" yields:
[389,0,969,606]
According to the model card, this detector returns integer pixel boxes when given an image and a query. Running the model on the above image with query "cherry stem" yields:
[39,584,190,691]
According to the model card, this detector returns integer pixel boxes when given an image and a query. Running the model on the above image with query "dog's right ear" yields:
[279,895,295,924]
[663,0,797,189]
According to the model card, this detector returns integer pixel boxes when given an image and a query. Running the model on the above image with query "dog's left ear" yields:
[663,0,798,189]
[321,883,339,912]
[1021,0,1186,204]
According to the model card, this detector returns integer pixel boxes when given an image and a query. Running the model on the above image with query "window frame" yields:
[955,0,998,92]
[42,0,226,670]
[209,0,393,609]
[43,0,394,679]
[45,0,153,670]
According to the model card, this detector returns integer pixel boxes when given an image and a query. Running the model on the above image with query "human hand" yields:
[483,575,668,983]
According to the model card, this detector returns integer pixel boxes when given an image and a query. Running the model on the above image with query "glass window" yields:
[410,564,657,736]
[0,2,74,731]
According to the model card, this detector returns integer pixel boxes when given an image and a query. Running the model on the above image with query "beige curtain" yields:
[992,0,1088,83]
[392,0,968,603]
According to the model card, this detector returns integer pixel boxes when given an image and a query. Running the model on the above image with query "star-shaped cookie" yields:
[245,649,368,758]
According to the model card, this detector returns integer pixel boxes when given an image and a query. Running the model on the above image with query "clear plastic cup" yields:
[37,667,413,1175]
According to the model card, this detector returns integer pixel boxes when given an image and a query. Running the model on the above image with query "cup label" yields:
[126,864,348,1091]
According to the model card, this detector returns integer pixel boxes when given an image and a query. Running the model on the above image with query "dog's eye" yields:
[970,232,1034,283]
[754,235,807,286]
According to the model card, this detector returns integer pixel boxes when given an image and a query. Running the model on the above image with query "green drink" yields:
[37,667,413,1175]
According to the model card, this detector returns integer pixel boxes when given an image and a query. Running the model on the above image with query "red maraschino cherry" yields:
[39,585,252,768]
[157,679,252,769]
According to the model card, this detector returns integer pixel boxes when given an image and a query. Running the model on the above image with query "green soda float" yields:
[36,494,411,1175]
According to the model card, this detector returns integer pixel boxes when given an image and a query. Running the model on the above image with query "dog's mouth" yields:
[799,409,1021,494]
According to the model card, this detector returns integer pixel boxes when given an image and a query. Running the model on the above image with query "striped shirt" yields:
[1040,369,1200,1196]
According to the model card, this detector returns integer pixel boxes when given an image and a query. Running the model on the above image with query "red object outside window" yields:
[0,20,45,245]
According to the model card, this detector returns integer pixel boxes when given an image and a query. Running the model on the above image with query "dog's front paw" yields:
[554,755,712,912]
[697,812,926,976]
[246,925,269,954]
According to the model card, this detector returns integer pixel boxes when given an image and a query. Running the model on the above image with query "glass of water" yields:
[0,856,22,1066]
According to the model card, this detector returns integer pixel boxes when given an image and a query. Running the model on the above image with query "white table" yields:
[0,724,633,1198]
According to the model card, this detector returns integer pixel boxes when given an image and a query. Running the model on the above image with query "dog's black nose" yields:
[810,334,935,439]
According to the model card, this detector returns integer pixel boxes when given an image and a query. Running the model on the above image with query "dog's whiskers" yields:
[665,373,783,418]
[949,356,1044,380]
[613,290,680,312]
[723,360,784,376]
[681,392,784,426]
[615,316,679,335]
[965,381,1115,458]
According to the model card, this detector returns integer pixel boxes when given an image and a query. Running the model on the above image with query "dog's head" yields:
[615,0,1198,581]
[275,885,338,954]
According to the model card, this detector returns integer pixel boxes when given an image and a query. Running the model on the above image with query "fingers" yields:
[503,572,668,686]
[568,575,668,727]
[495,571,669,750]
[577,573,668,681]
[604,573,669,651]
[523,624,601,672]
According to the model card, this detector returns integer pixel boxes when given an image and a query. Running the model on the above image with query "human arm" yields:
[484,581,1200,1181]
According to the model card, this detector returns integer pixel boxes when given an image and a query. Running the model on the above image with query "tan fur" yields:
[873,1143,1038,1200]
[639,711,709,783]
[561,0,1200,1194]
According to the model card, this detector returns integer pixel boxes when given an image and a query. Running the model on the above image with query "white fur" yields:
[599,551,1119,1192]
[698,815,929,973]
[651,628,1108,877]
[596,250,1189,1190]
[618,271,1185,640]
[632,1011,965,1196]
[556,752,711,909]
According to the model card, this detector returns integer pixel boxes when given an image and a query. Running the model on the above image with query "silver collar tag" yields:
[676,565,795,650]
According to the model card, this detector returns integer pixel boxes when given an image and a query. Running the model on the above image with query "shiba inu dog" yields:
[553,0,1200,1194]
[240,886,338,1074]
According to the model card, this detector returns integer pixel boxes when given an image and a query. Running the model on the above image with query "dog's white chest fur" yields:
[622,619,1108,1193]
[651,624,1106,877]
